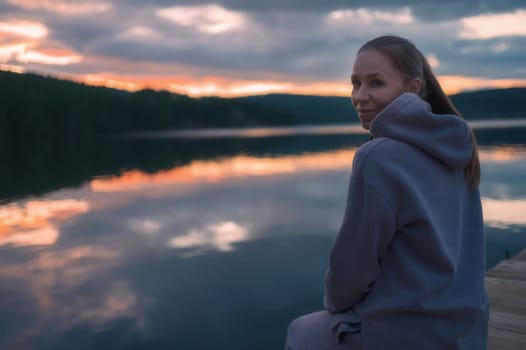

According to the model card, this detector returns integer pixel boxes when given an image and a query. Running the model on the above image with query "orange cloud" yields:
[17,49,82,65]
[0,20,83,66]
[0,19,47,38]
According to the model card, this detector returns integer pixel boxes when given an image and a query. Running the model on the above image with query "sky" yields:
[0,0,525,97]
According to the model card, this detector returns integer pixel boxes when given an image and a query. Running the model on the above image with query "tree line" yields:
[0,70,299,146]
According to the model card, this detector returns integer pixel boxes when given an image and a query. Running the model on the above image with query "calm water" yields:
[1,124,526,350]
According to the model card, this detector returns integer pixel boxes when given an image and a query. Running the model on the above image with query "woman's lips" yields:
[358,109,375,119]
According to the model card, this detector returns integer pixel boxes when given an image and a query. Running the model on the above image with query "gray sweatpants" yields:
[284,310,363,350]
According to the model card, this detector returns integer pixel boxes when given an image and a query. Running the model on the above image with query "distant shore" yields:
[125,118,526,140]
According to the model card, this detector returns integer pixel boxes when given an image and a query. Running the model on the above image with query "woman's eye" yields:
[351,80,361,88]
[371,79,384,87]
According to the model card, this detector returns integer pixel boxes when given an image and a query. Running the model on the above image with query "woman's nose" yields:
[351,86,369,105]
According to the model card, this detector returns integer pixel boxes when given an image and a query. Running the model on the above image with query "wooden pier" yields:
[487,249,526,349]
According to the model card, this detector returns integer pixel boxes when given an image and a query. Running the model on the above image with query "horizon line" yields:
[2,66,526,99]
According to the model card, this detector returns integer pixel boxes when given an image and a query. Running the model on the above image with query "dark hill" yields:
[240,87,526,123]
[450,88,526,119]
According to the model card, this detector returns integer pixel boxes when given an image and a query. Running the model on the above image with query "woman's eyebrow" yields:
[350,72,384,80]
[366,72,383,78]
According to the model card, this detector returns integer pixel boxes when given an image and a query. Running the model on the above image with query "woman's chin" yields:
[360,121,370,130]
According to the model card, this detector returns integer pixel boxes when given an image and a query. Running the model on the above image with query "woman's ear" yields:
[407,78,421,94]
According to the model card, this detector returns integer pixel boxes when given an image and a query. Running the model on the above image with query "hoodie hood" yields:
[369,93,473,169]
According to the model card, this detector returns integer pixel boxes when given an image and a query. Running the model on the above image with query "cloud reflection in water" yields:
[482,197,526,229]
[0,199,90,246]
[168,221,249,256]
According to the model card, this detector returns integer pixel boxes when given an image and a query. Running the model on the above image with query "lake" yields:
[1,122,525,350]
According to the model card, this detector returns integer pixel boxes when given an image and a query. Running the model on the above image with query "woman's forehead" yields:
[352,49,399,76]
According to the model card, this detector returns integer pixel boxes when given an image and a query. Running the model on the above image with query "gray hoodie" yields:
[324,93,488,349]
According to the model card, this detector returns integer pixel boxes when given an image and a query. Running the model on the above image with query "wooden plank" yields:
[486,277,526,315]
[489,310,526,334]
[486,260,526,281]
[489,327,526,350]
[487,248,526,349]
[513,249,526,262]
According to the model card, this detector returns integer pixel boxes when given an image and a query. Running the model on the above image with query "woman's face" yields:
[350,49,412,130]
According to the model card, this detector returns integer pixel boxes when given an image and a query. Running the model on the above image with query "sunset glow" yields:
[437,76,526,95]
[70,74,526,97]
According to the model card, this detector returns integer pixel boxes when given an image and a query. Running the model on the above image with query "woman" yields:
[284,35,488,349]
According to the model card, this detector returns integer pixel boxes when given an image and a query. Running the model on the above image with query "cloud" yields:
[156,4,247,34]
[16,49,82,65]
[125,0,524,19]
[0,19,47,38]
[116,26,162,41]
[449,37,526,79]
[460,10,526,39]
[0,42,82,66]
[6,0,112,15]
[0,0,525,95]
[427,53,440,68]
[328,7,413,24]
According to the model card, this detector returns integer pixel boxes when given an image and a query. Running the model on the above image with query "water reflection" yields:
[1,145,525,250]
[482,197,526,229]
[168,221,249,256]
[0,243,148,348]
[130,123,367,139]
[0,199,89,246]
[479,145,526,162]
[90,149,357,192]
[0,140,525,350]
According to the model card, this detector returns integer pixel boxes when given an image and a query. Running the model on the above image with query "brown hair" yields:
[359,35,480,188]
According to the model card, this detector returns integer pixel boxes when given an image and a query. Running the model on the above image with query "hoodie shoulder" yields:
[369,93,473,170]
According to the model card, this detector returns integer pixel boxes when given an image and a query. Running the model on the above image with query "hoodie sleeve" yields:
[324,171,396,313]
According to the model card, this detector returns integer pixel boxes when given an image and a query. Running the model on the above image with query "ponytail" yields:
[419,52,480,188]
